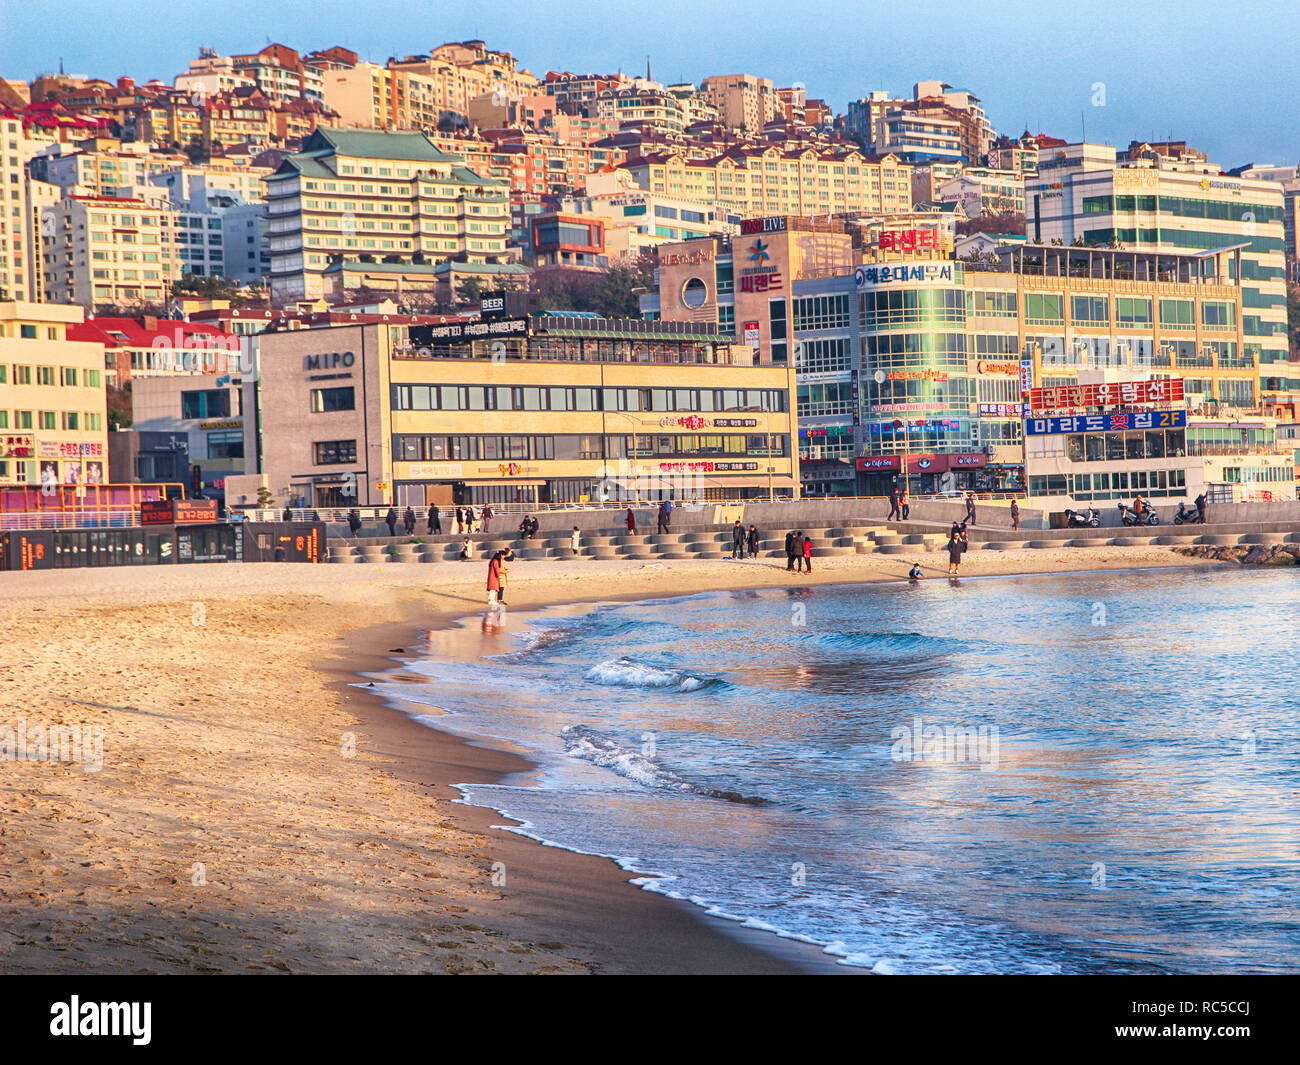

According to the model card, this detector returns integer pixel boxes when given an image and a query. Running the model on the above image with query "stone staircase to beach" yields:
[324,523,1300,565]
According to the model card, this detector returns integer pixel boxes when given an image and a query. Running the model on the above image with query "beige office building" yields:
[0,301,108,487]
[247,315,798,509]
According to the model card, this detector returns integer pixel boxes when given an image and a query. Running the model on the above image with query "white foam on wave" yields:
[583,656,715,692]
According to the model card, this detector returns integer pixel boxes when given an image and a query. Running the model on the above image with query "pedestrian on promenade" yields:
[887,483,901,521]
[481,504,493,532]
[965,492,977,527]
[428,505,441,535]
[403,507,416,535]
[900,485,911,520]
[657,501,671,533]
[785,530,797,571]
[282,505,293,522]
[1010,498,1020,531]
[384,506,398,537]
[1195,491,1208,523]
[455,507,465,534]
[731,519,746,559]
[347,508,362,537]
[626,506,637,534]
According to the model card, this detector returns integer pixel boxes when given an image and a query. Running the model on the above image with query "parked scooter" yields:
[1118,502,1161,527]
[1173,502,1205,525]
[1064,506,1100,528]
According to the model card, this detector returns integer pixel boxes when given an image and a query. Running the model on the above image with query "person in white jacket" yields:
[570,526,581,556]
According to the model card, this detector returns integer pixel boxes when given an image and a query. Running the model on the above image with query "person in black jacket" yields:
[385,506,398,537]
[731,519,746,559]
[784,530,796,571]
[887,484,901,521]
[747,524,760,558]
[427,505,441,534]
[347,508,362,537]
[282,506,293,522]
[403,506,416,535]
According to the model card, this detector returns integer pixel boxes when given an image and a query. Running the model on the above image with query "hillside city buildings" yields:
[1,37,1298,511]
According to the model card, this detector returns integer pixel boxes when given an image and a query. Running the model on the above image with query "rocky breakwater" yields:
[1176,543,1300,566]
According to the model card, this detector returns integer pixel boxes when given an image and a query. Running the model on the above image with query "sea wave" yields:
[583,656,720,692]
[795,630,974,654]
[561,725,767,805]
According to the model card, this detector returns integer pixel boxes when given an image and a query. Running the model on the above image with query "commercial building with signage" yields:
[248,314,798,508]
[854,243,1253,494]
[128,374,246,503]
[0,301,108,489]
[1026,142,1295,408]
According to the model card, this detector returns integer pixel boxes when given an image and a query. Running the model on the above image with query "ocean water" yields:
[378,566,1300,974]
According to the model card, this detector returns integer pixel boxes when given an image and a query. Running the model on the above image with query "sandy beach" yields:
[0,543,1222,974]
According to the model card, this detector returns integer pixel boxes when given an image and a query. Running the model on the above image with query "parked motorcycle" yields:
[1064,506,1100,528]
[1118,502,1161,527]
[1173,502,1205,525]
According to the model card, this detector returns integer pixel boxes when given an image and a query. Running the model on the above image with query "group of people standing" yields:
[730,520,760,559]
[783,531,814,572]
[623,500,674,535]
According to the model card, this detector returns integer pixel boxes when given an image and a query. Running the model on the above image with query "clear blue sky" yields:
[2,0,1296,165]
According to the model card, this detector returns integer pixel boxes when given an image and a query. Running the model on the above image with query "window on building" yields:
[310,386,356,412]
[180,389,232,420]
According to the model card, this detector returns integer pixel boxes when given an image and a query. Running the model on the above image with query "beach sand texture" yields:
[0,545,1216,974]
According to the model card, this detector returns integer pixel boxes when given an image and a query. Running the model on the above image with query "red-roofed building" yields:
[69,314,241,387]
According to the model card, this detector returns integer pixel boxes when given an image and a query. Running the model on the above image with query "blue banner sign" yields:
[1024,410,1187,435]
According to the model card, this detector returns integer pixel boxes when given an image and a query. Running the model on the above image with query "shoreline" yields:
[0,546,1224,974]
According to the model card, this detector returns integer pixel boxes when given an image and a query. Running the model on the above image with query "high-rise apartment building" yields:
[264,127,510,301]
[1026,143,1295,408]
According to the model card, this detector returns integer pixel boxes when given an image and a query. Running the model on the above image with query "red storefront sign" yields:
[856,456,901,471]
[856,453,986,473]
[1026,378,1184,412]
[879,228,938,251]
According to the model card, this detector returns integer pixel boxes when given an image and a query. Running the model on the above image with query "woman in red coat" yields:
[486,550,503,607]
[626,506,636,533]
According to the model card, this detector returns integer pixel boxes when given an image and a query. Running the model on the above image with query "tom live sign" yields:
[740,217,788,235]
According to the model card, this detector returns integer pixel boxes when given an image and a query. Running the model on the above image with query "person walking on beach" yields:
[785,530,796,571]
[802,534,814,573]
[965,492,977,527]
[427,505,441,535]
[732,519,746,559]
[403,506,416,535]
[384,506,398,537]
[887,483,901,521]
[747,524,760,559]
[946,528,964,575]
[1010,498,1020,531]
[486,550,504,608]
[570,526,581,557]
[626,506,637,534]
[347,508,362,538]
[791,531,805,573]
[900,485,911,520]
